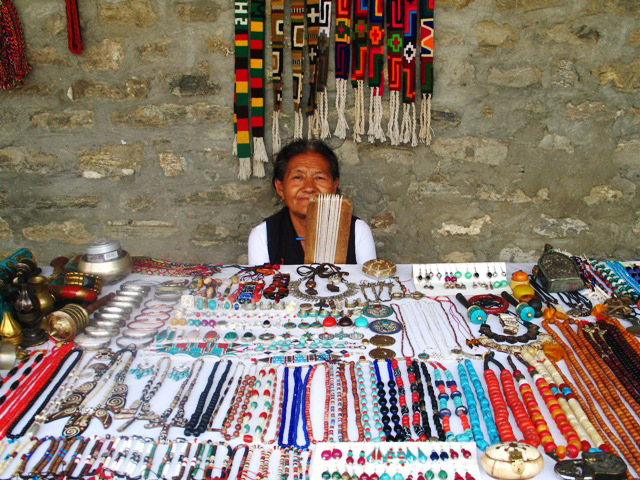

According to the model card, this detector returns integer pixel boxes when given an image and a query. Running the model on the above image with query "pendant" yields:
[319,333,334,340]
[363,304,393,318]
[369,319,402,335]
[369,347,395,360]
[349,332,364,340]
[370,334,396,347]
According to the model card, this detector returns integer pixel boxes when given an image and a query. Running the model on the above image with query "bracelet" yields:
[127,320,165,331]
[122,329,156,339]
[116,336,153,349]
[85,326,119,338]
[100,305,133,315]
[94,317,126,329]
[74,335,111,351]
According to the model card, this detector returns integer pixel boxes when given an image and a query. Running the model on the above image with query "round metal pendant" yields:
[319,333,334,340]
[363,304,393,318]
[299,322,311,330]
[418,352,430,359]
[334,331,349,340]
[369,347,396,360]
[369,319,401,335]
[349,332,364,340]
[259,333,275,341]
[284,322,297,330]
[370,334,396,347]
[310,321,323,329]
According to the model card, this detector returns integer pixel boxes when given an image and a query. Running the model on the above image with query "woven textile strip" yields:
[401,0,418,146]
[270,0,285,152]
[65,0,82,54]
[367,0,385,142]
[234,0,251,178]
[334,0,352,138]
[312,0,332,139]
[386,0,403,144]
[0,0,31,89]
[419,0,434,144]
[250,0,267,177]
[305,0,321,137]
[350,0,369,142]
[291,0,306,138]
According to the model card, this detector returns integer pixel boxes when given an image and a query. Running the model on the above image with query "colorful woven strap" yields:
[419,0,434,96]
[305,0,321,118]
[368,0,385,92]
[65,0,82,54]
[315,0,332,95]
[291,0,306,137]
[132,257,222,277]
[351,0,369,86]
[335,0,352,81]
[270,0,285,151]
[0,0,32,89]
[234,0,251,159]
[402,0,418,104]
[249,0,265,143]
[387,0,404,93]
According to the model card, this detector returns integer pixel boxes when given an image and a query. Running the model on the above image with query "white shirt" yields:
[248,218,377,265]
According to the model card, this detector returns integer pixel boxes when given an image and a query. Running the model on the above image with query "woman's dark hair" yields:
[272,139,340,189]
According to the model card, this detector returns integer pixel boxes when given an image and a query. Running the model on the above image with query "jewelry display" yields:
[414,262,509,296]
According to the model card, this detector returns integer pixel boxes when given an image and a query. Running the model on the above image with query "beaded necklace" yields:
[64,435,91,477]
[189,439,207,478]
[48,435,78,476]
[285,365,313,449]
[349,361,366,441]
[356,360,377,441]
[0,437,29,476]
[463,358,500,445]
[391,303,416,357]
[418,361,445,441]
[267,365,287,445]
[210,362,245,432]
[336,362,348,441]
[368,361,384,441]
[482,355,517,443]
[432,361,472,442]
[185,360,222,435]
[411,359,432,441]
[11,436,41,477]
[124,436,145,478]
[516,350,585,459]
[203,442,218,479]
[79,436,104,477]
[224,368,255,440]
[196,360,233,437]
[249,366,276,442]
[388,358,410,441]
[30,435,60,477]
[456,360,489,450]
[0,351,45,406]
[374,360,391,441]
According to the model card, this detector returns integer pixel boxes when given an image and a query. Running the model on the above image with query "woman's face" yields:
[275,151,339,219]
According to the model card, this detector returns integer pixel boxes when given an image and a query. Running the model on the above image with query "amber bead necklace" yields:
[543,311,640,477]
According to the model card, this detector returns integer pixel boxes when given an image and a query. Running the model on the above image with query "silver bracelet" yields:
[74,335,111,351]
[122,329,156,340]
[116,336,153,350]
[85,326,119,338]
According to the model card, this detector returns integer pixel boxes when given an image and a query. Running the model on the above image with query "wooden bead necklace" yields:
[210,362,245,432]
[337,362,349,441]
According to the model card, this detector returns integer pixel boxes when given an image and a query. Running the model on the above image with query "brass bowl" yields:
[77,251,133,285]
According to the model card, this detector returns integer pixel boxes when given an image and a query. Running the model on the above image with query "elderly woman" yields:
[248,140,376,265]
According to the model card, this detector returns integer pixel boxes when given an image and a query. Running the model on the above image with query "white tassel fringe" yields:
[272,110,281,153]
[252,137,268,178]
[238,156,251,180]
[419,93,433,145]
[334,79,349,139]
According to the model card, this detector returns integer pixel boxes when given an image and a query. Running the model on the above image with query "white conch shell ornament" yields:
[481,442,544,479]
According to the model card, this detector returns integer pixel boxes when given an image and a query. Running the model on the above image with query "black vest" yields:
[265,207,358,264]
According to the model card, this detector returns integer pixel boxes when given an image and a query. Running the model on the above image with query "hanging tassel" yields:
[419,93,433,145]
[410,102,418,147]
[308,115,314,139]
[400,103,411,144]
[374,90,385,142]
[0,0,32,89]
[352,80,365,143]
[65,0,83,54]
[294,110,304,139]
[388,91,400,146]
[232,133,238,156]
[272,110,281,153]
[252,137,268,178]
[367,87,376,143]
[334,79,349,139]
[320,91,330,139]
[238,157,252,180]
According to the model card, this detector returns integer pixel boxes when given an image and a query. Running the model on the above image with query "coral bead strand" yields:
[483,356,517,443]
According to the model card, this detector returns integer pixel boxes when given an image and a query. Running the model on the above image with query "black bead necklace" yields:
[410,359,431,440]
[193,360,233,435]
[373,360,392,441]
[385,359,405,441]
[185,361,221,436]
[419,361,446,441]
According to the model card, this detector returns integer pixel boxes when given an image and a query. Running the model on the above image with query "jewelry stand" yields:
[413,262,508,296]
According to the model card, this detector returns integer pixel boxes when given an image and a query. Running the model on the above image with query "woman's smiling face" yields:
[274,151,339,219]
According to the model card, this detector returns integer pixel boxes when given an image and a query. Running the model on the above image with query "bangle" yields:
[74,335,111,351]
[85,326,119,338]
[116,336,152,349]
[94,317,126,329]
[136,312,171,321]
[127,320,165,331]
[122,329,156,339]
[100,305,133,315]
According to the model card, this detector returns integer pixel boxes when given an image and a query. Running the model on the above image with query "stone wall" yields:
[1,0,639,265]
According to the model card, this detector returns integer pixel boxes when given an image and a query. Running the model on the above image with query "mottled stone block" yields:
[0,217,12,240]
[139,37,172,62]
[22,221,92,244]
[546,24,600,45]
[31,110,94,130]
[106,220,179,237]
[431,136,508,165]
[477,186,549,203]
[122,195,158,212]
[113,103,229,127]
[28,46,71,66]
[369,211,398,234]
[158,152,186,176]
[176,1,221,21]
[176,184,263,205]
[82,39,124,71]
[25,196,101,209]
[191,223,238,246]
[495,0,563,12]
[169,73,220,97]
[565,101,617,120]
[533,214,589,238]
[44,13,67,36]
[98,0,157,27]
[0,147,62,175]
[436,215,492,236]
[439,0,475,8]
[207,37,233,55]
[583,185,624,206]
[77,144,144,179]
[475,21,518,47]
[596,59,640,91]
[488,66,541,88]
[72,79,149,100]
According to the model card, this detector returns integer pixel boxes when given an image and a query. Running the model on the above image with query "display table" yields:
[0,263,636,480]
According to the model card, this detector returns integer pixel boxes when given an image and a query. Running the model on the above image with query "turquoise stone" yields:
[355,316,369,328]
